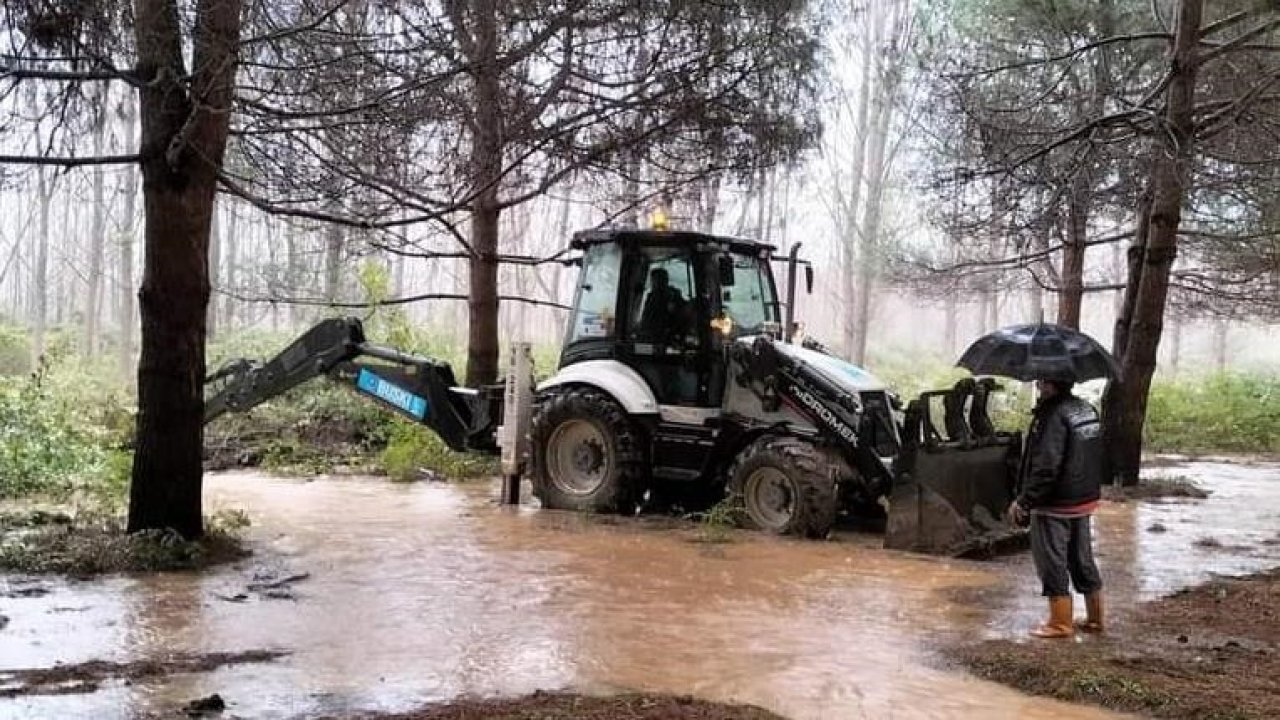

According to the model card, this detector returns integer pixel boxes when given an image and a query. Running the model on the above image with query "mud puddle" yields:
[1,460,1276,720]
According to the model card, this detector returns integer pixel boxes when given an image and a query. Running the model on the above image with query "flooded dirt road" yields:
[2,460,1277,719]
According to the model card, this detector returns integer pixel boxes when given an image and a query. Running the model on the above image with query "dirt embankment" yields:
[952,569,1280,720]
[337,691,787,720]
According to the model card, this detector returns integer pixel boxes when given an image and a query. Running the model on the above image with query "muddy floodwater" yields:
[2,460,1277,719]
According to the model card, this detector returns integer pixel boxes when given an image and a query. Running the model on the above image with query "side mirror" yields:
[805,265,814,294]
[718,255,736,287]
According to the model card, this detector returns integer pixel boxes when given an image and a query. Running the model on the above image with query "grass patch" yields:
[380,420,498,481]
[687,499,744,544]
[0,507,250,576]
[1144,373,1280,454]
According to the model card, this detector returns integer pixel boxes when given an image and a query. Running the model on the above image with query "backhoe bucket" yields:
[884,382,1028,557]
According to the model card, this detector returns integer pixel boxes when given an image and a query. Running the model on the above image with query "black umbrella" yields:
[956,323,1121,382]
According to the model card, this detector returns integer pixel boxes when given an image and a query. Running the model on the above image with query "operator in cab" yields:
[637,267,688,345]
[1007,374,1106,639]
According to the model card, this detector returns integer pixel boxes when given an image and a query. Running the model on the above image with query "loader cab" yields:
[560,229,782,408]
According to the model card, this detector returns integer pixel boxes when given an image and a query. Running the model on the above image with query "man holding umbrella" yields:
[958,323,1119,639]
[1008,373,1107,638]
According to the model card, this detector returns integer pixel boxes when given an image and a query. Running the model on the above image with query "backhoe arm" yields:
[204,317,500,453]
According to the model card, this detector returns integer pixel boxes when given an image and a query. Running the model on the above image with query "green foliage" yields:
[865,347,1034,432]
[380,419,498,481]
[0,362,123,499]
[0,323,31,376]
[1144,373,1280,454]
[690,499,743,544]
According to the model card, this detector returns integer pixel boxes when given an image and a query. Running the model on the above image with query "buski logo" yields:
[356,369,429,420]
[792,387,858,444]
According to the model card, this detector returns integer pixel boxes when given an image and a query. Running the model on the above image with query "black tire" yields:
[529,386,646,515]
[726,436,837,539]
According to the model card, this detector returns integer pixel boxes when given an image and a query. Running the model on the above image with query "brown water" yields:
[2,460,1277,720]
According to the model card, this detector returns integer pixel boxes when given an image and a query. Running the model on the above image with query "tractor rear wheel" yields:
[727,436,837,539]
[530,386,645,515]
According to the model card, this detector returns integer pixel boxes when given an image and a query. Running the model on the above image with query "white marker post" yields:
[498,342,534,505]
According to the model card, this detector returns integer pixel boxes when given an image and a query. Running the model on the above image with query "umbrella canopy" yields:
[957,323,1121,382]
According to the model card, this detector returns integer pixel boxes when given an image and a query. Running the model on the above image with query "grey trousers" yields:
[1030,514,1103,597]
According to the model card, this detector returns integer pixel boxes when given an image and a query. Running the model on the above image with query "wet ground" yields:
[1,459,1277,720]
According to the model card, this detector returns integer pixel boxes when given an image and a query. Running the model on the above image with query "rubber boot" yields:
[1076,592,1104,633]
[1030,596,1074,638]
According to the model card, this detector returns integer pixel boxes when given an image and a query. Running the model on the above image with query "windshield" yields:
[720,253,777,335]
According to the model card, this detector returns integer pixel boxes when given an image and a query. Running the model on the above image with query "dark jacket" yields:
[1017,393,1106,509]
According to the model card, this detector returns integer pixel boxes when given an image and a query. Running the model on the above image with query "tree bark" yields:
[287,221,303,327]
[56,183,76,327]
[1058,177,1088,329]
[1212,317,1228,372]
[221,204,239,329]
[943,298,958,357]
[31,168,51,369]
[323,222,344,306]
[206,200,221,339]
[128,0,243,539]
[464,0,503,386]
[840,9,875,357]
[119,102,138,381]
[1167,314,1182,374]
[1105,0,1202,487]
[86,96,108,358]
[852,30,899,366]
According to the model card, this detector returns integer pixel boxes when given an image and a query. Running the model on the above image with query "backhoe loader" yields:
[205,227,1026,556]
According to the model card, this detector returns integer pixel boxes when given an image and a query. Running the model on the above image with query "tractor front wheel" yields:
[727,436,837,539]
[530,387,645,515]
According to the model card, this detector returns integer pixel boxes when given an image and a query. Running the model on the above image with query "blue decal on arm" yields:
[356,369,429,419]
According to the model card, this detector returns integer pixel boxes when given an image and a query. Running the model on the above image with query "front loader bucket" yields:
[885,442,1026,557]
[884,388,1028,558]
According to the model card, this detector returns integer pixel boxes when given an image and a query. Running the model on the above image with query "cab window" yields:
[627,248,697,348]
[720,253,777,336]
[566,242,622,344]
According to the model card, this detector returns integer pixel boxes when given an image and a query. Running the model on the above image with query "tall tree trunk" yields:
[86,96,108,358]
[31,169,51,369]
[762,166,779,243]
[1105,0,1202,487]
[206,200,221,339]
[943,298,958,357]
[1110,233,1125,319]
[119,103,139,381]
[324,222,344,308]
[220,203,238,331]
[1058,177,1088,329]
[776,169,792,250]
[1212,317,1228,372]
[840,12,875,357]
[699,173,721,233]
[1057,0,1110,331]
[56,185,78,327]
[465,0,503,386]
[754,166,769,238]
[1167,314,1182,375]
[1028,282,1044,323]
[287,222,303,327]
[128,0,242,539]
[852,38,898,366]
